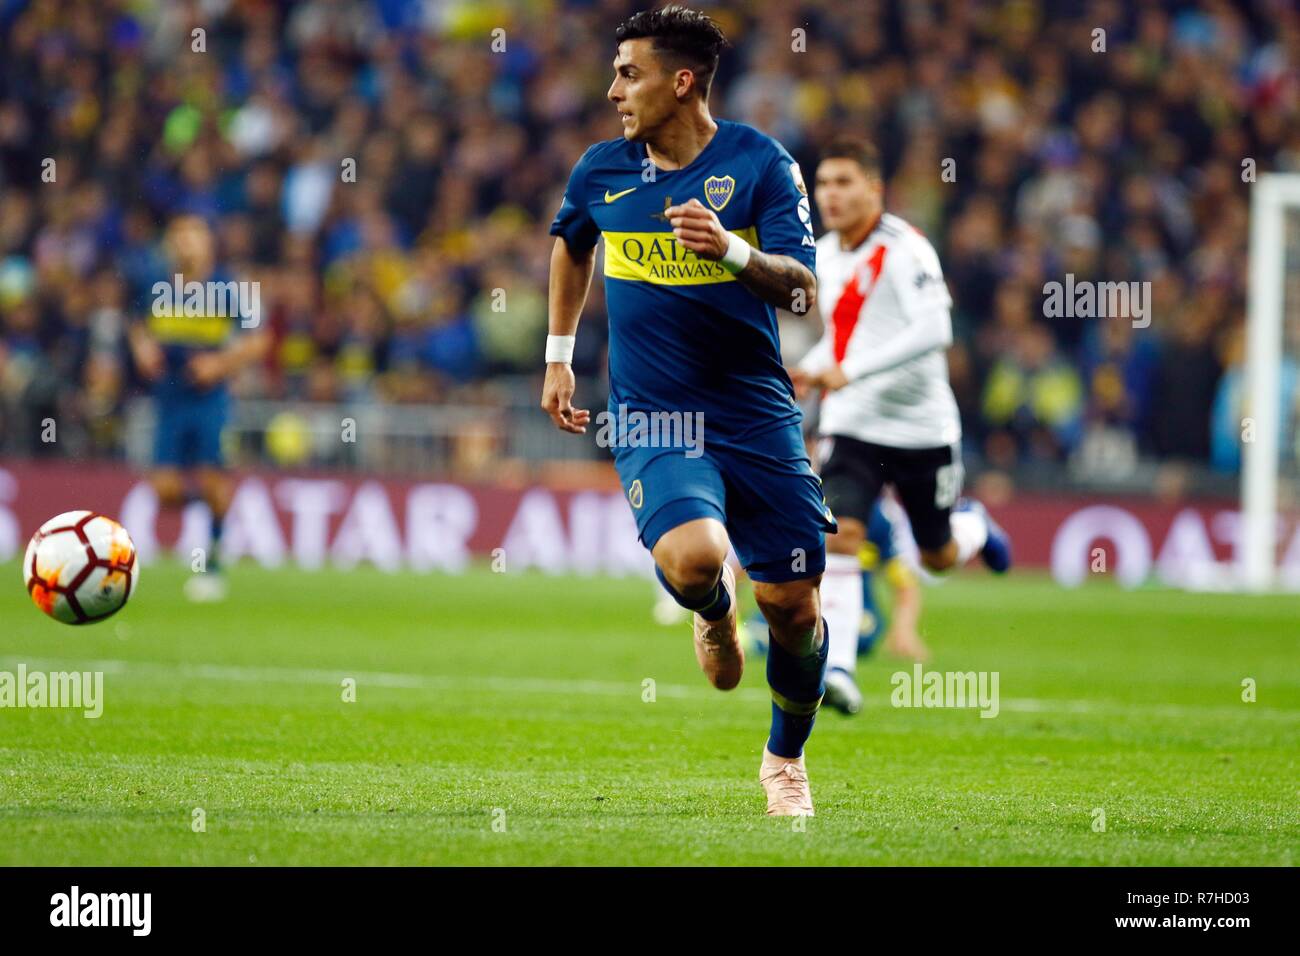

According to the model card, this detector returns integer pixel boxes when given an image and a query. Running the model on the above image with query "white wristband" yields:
[720,232,752,273]
[545,334,576,364]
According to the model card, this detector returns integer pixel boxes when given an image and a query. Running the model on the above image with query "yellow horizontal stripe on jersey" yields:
[147,312,234,345]
[603,227,758,285]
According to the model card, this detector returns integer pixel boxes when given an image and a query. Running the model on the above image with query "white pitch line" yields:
[0,655,710,700]
[1,656,1296,722]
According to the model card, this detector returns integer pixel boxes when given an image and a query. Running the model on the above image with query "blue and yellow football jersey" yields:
[550,119,817,446]
[141,270,242,403]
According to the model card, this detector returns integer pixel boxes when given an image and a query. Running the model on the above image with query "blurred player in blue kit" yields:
[127,216,268,602]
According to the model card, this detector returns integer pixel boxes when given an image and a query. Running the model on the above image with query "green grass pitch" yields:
[1,561,1296,866]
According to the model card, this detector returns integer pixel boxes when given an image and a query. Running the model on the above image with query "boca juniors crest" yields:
[703,175,736,211]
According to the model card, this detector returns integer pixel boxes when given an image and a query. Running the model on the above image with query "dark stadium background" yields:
[0,0,1297,582]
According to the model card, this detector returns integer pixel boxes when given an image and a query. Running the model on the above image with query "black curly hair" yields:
[614,5,730,100]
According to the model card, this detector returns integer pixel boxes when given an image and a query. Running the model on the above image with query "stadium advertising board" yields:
[2,461,1295,590]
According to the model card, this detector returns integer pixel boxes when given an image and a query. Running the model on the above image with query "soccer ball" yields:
[23,511,139,624]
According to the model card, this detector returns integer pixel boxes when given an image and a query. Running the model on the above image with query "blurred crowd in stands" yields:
[1,0,1298,479]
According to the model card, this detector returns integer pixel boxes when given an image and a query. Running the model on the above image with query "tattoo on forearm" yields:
[736,251,817,314]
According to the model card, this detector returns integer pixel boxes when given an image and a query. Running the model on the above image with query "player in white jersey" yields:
[791,137,1012,714]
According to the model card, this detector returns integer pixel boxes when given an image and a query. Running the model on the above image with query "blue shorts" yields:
[613,422,836,583]
[154,390,229,469]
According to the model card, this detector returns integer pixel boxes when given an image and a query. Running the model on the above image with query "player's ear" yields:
[674,67,696,102]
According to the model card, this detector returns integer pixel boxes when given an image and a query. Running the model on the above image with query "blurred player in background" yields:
[821,496,929,715]
[857,496,928,665]
[543,7,833,815]
[741,495,928,715]
[792,137,1011,713]
[127,216,268,602]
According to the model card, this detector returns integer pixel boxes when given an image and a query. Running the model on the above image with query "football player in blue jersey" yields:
[128,216,268,601]
[542,6,833,816]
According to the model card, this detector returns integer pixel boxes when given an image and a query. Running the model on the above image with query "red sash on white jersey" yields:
[831,245,886,363]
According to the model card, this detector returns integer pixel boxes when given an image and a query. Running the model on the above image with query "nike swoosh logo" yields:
[604,187,637,203]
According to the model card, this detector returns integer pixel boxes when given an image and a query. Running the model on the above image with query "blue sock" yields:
[766,620,829,758]
[655,565,731,622]
[858,569,884,656]
[209,512,224,572]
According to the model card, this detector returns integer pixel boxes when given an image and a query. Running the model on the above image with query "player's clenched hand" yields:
[667,198,729,260]
[791,364,849,397]
[819,364,849,392]
[186,352,228,388]
[129,331,164,381]
[134,344,164,381]
[541,361,590,434]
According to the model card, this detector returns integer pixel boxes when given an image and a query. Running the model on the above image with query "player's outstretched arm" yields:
[187,328,271,388]
[838,306,951,382]
[789,334,836,398]
[541,237,596,434]
[667,199,816,314]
